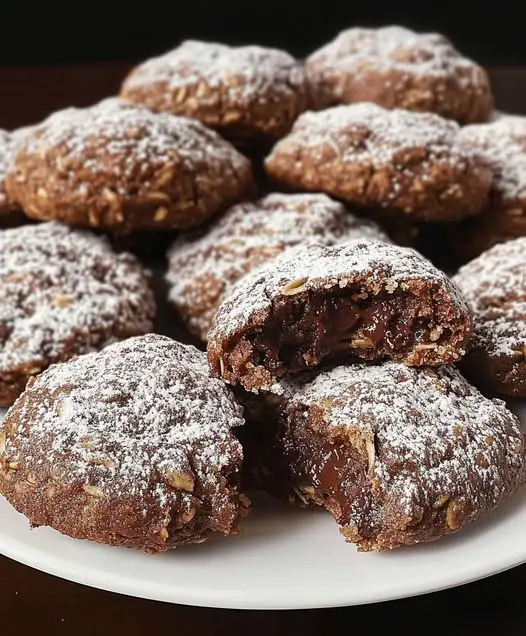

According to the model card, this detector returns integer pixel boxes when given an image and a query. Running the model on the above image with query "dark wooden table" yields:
[1,65,525,634]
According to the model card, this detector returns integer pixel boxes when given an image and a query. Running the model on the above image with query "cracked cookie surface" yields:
[5,98,254,232]
[448,116,526,260]
[265,103,491,222]
[0,334,248,551]
[0,222,155,406]
[453,237,526,396]
[121,40,312,149]
[306,26,493,124]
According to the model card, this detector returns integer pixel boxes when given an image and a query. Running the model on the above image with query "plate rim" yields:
[0,499,525,610]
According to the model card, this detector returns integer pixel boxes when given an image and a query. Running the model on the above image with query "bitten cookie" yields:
[167,193,390,341]
[240,362,524,551]
[448,116,526,260]
[453,237,526,396]
[306,26,493,124]
[0,222,155,406]
[264,103,491,222]
[120,40,311,149]
[208,240,471,392]
[0,130,23,224]
[0,335,249,551]
[5,98,254,232]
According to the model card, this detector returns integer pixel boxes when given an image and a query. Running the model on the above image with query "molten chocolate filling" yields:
[247,288,449,373]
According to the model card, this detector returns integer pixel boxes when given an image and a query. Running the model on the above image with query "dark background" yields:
[0,1,525,67]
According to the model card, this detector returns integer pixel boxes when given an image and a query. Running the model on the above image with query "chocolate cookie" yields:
[208,240,471,392]
[0,130,23,224]
[5,98,254,232]
[453,237,526,396]
[264,103,491,222]
[120,40,311,149]
[167,193,390,341]
[0,334,249,551]
[0,222,155,406]
[447,116,526,261]
[306,26,493,124]
[240,362,524,551]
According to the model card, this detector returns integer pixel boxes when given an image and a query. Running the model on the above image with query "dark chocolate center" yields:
[248,288,448,373]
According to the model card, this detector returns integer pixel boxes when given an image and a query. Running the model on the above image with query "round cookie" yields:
[0,130,24,224]
[447,116,526,261]
[0,222,155,406]
[120,40,311,149]
[5,98,255,232]
[264,103,492,223]
[306,26,493,124]
[453,237,526,397]
[208,240,472,393]
[167,193,390,341]
[240,362,524,551]
[0,334,249,551]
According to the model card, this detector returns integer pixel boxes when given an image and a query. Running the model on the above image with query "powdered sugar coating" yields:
[270,102,465,165]
[3,335,243,503]
[279,362,524,546]
[453,237,526,358]
[167,193,390,340]
[121,40,310,144]
[21,97,246,188]
[306,26,492,123]
[0,335,245,548]
[308,26,485,84]
[0,222,155,400]
[490,110,526,126]
[265,103,491,221]
[211,239,468,339]
[123,40,305,101]
[0,130,17,214]
[459,117,526,203]
[6,97,253,231]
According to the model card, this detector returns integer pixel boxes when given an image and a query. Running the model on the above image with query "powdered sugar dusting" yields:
[453,237,526,357]
[123,40,306,101]
[2,335,244,508]
[211,239,468,338]
[271,102,470,165]
[307,26,487,91]
[18,97,247,195]
[459,117,526,203]
[0,130,15,212]
[167,193,390,339]
[281,362,524,527]
[0,222,155,373]
[265,103,480,203]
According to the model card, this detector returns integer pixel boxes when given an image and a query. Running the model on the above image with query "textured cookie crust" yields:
[306,26,493,124]
[0,130,23,221]
[448,116,526,260]
[167,193,390,341]
[208,240,471,392]
[453,237,526,396]
[264,103,491,222]
[121,40,311,149]
[0,335,249,551]
[5,98,254,232]
[240,362,524,551]
[0,222,155,406]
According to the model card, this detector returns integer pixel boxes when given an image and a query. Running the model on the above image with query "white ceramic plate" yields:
[0,404,525,610]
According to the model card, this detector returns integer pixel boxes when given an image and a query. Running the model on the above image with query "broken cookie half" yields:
[208,240,472,392]
[240,362,524,550]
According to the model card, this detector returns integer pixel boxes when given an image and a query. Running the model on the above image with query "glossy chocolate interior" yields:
[245,288,450,375]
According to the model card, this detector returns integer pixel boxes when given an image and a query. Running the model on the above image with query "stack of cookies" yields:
[0,25,525,554]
